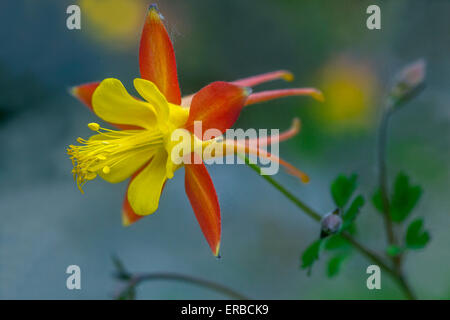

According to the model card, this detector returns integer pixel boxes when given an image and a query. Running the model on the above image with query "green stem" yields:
[378,110,397,248]
[117,272,249,300]
[378,107,408,277]
[249,166,322,222]
[244,157,416,299]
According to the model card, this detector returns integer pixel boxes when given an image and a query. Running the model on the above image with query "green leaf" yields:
[406,218,430,249]
[386,245,404,257]
[346,223,357,235]
[390,172,422,222]
[342,195,365,230]
[324,234,350,251]
[327,254,347,278]
[301,239,322,270]
[331,174,358,208]
[371,188,384,213]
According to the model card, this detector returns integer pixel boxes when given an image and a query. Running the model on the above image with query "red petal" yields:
[245,88,324,106]
[185,153,221,256]
[70,82,100,111]
[184,81,250,138]
[232,70,293,87]
[139,5,181,104]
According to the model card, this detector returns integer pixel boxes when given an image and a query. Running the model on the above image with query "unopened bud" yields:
[320,208,342,238]
[389,59,426,108]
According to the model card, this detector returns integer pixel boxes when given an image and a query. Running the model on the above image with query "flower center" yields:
[67,123,164,192]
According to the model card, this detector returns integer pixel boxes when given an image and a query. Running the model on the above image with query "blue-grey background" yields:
[0,0,449,299]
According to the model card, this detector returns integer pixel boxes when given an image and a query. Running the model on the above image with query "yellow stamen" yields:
[88,122,100,131]
[67,124,164,192]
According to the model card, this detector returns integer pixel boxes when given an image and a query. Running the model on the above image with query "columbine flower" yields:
[68,5,323,256]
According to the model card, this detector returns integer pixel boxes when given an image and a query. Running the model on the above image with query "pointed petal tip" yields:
[122,213,131,227]
[68,86,78,97]
[147,3,164,20]
[185,159,221,259]
[140,4,181,104]
[214,243,221,257]
[68,82,101,111]
[148,3,158,11]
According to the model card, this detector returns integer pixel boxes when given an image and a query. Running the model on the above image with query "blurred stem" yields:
[378,106,408,279]
[116,272,248,300]
[378,109,397,248]
[244,157,416,299]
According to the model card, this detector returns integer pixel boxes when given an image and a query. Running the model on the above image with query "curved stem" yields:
[244,158,416,299]
[117,272,249,300]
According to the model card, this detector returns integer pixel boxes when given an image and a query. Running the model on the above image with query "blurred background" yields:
[0,0,449,299]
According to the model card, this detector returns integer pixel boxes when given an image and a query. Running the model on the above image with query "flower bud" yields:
[320,208,342,238]
[389,59,426,108]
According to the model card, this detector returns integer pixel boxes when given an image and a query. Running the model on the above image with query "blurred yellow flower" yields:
[79,0,147,49]
[313,56,379,131]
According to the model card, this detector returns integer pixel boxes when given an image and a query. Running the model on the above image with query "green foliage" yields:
[327,254,347,278]
[324,236,351,277]
[301,236,352,278]
[386,245,404,257]
[301,174,364,277]
[341,195,365,231]
[390,172,422,222]
[301,234,353,277]
[406,218,430,249]
[301,239,322,270]
[371,188,384,213]
[331,174,358,208]
[372,172,422,223]
[324,234,349,250]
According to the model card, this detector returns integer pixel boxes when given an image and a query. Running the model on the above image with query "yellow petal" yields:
[134,78,169,124]
[99,149,154,184]
[127,150,168,215]
[92,78,157,129]
[168,103,189,128]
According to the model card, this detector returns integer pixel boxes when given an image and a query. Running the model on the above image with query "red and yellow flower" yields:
[68,5,323,256]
